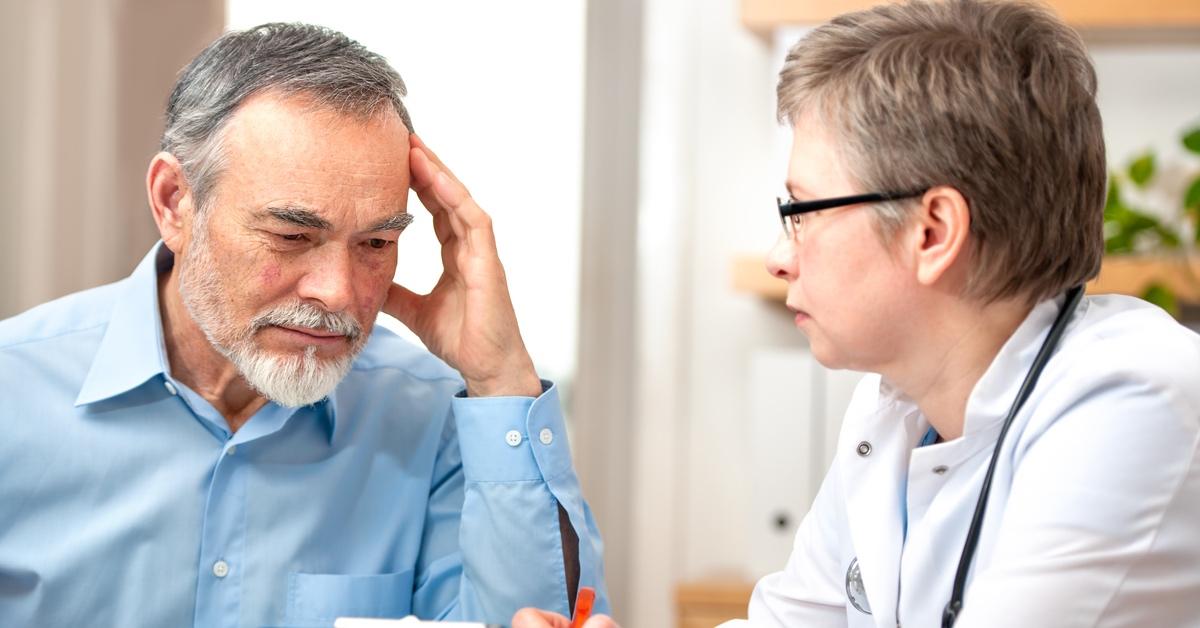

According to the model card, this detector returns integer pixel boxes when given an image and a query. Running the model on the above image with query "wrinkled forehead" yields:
[214,92,412,221]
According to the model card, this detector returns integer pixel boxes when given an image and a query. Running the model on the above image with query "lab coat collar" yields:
[961,291,1087,439]
[871,291,1086,442]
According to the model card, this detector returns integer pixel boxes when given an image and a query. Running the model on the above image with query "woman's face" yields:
[765,113,922,372]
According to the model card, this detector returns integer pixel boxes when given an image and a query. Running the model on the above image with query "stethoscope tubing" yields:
[942,285,1086,627]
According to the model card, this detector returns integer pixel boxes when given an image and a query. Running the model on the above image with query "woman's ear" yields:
[146,152,193,253]
[909,185,971,288]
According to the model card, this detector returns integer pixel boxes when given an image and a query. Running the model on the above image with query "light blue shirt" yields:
[0,244,607,627]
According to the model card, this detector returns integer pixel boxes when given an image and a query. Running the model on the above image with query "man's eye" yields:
[277,233,307,242]
[366,238,394,250]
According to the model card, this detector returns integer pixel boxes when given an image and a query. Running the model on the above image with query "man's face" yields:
[177,92,411,406]
[766,112,918,372]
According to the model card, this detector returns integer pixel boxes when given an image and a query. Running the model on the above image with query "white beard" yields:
[224,343,352,408]
[177,227,366,408]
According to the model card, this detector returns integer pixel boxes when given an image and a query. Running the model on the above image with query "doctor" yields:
[514,0,1200,627]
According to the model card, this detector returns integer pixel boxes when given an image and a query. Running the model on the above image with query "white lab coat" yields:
[724,294,1200,627]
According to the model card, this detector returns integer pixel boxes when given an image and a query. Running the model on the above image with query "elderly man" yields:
[0,23,605,627]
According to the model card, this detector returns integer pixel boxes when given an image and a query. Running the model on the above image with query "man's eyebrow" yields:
[258,205,333,230]
[365,213,414,232]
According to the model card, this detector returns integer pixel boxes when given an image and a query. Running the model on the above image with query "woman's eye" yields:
[366,238,393,250]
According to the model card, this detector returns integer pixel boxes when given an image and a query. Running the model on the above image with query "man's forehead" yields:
[222,91,411,169]
[211,92,412,218]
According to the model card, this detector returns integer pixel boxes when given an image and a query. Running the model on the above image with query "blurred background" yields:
[2,0,1198,626]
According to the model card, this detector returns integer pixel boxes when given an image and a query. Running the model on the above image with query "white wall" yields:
[225,0,586,385]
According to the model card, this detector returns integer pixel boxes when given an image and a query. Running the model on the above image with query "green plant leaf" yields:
[1128,152,1156,187]
[1155,225,1181,249]
[1105,232,1132,254]
[1104,202,1183,253]
[1184,128,1200,155]
[1105,175,1122,211]
[1142,282,1180,318]
[1186,176,1200,210]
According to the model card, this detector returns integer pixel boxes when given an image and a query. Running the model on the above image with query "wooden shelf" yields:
[1088,254,1200,302]
[676,580,755,628]
[733,254,1200,304]
[732,255,788,302]
[742,0,1200,35]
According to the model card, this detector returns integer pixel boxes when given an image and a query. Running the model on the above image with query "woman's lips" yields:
[786,302,811,326]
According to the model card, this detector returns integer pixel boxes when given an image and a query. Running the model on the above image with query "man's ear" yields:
[906,185,971,288]
[146,152,194,254]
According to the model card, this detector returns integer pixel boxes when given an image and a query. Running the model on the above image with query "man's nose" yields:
[765,232,797,280]
[297,245,356,314]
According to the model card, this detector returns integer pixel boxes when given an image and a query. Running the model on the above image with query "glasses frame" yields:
[777,189,927,237]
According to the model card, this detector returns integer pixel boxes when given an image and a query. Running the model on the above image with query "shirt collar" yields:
[74,243,174,407]
[73,241,341,442]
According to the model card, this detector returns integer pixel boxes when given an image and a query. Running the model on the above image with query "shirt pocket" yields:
[285,569,414,623]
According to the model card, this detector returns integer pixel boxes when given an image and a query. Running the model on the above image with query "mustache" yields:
[251,301,363,341]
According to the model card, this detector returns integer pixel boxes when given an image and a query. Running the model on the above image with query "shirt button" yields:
[539,428,554,445]
[505,430,522,447]
[164,380,178,396]
[226,445,237,456]
[856,441,872,457]
[212,560,229,578]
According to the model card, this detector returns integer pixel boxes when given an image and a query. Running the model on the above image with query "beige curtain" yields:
[0,0,223,318]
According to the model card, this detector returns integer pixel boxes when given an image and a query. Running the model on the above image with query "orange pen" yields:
[569,586,596,628]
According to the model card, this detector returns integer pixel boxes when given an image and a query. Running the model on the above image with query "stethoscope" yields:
[941,285,1085,628]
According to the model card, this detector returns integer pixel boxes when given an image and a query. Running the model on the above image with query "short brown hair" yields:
[777,0,1105,304]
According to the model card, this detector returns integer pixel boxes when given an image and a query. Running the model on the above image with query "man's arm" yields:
[410,382,607,623]
[385,134,606,623]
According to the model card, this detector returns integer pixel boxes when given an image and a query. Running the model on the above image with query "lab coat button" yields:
[505,430,523,447]
[933,465,949,475]
[856,441,872,457]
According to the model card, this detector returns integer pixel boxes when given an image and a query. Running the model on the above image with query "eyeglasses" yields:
[777,189,926,239]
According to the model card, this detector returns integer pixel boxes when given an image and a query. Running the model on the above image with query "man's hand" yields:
[511,608,620,628]
[385,134,542,397]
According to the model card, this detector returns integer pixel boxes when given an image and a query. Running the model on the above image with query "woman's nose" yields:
[765,232,797,280]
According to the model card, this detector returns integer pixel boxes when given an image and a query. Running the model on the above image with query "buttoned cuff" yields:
[452,380,573,483]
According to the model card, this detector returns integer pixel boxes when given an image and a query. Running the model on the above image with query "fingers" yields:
[408,137,498,255]
[511,607,571,628]
[410,133,464,188]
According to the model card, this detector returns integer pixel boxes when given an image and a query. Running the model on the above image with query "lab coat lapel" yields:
[842,392,923,626]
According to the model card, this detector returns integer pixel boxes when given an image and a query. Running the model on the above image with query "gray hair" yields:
[777,0,1106,305]
[160,22,414,214]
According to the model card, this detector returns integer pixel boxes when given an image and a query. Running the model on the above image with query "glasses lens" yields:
[786,214,803,239]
